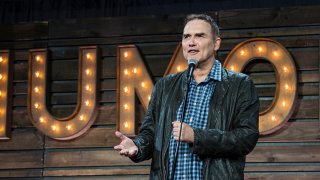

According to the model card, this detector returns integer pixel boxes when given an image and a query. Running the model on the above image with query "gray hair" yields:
[184,14,220,38]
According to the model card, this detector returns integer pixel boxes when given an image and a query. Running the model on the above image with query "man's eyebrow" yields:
[195,32,206,36]
[183,32,206,37]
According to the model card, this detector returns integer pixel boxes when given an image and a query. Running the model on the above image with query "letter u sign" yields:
[28,47,98,140]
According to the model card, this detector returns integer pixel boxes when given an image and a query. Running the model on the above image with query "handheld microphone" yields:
[187,59,198,80]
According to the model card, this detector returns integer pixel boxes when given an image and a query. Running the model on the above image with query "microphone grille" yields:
[188,59,198,67]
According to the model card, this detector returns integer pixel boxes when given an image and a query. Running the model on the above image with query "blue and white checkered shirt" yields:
[169,60,222,180]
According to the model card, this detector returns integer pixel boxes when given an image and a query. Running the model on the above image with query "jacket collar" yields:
[212,68,230,106]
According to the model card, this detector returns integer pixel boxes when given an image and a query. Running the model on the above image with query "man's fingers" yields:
[119,149,129,156]
[172,121,180,128]
[114,145,123,151]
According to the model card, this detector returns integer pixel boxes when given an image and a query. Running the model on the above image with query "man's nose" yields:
[188,37,196,47]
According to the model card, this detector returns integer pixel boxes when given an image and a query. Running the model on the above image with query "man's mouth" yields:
[188,49,199,54]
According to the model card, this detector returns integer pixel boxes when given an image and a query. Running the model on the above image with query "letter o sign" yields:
[224,38,297,135]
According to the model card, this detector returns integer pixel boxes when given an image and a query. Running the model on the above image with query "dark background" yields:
[1,0,320,24]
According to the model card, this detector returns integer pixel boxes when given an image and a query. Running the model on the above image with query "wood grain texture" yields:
[219,6,320,29]
[43,166,150,176]
[49,15,185,39]
[0,150,43,169]
[45,128,119,148]
[247,145,320,163]
[244,173,320,180]
[0,129,43,150]
[0,169,42,177]
[245,163,320,172]
[44,149,150,168]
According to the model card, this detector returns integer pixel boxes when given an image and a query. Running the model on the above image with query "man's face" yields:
[182,19,221,64]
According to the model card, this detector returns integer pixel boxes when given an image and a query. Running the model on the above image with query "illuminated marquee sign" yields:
[0,51,13,139]
[0,38,298,140]
[28,47,98,140]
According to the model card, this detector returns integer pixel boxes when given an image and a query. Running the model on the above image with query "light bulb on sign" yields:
[148,95,151,101]
[124,86,129,93]
[85,100,90,106]
[34,87,39,93]
[177,66,181,72]
[79,115,84,121]
[282,101,286,107]
[86,85,91,91]
[86,69,91,75]
[240,50,245,56]
[273,51,279,57]
[272,116,276,121]
[124,52,128,58]
[283,67,288,73]
[124,104,129,110]
[86,53,92,60]
[39,117,45,123]
[230,66,235,71]
[0,56,3,62]
[0,91,2,97]
[36,56,41,62]
[0,74,3,80]
[51,125,57,131]
[258,47,262,52]
[34,103,40,109]
[133,68,137,74]
[285,84,289,90]
[141,82,146,88]
[66,125,72,131]
[124,122,129,128]
[124,69,129,75]
[35,71,40,78]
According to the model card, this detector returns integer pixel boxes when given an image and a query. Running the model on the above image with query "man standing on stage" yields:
[114,14,259,179]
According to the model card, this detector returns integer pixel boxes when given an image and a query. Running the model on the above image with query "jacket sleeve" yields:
[130,81,161,163]
[190,75,260,157]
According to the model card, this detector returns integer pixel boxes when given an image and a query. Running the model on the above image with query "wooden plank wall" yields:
[0,5,319,179]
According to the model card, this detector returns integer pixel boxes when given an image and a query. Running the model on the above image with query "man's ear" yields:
[214,37,221,51]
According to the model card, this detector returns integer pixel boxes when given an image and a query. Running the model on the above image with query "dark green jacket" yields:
[131,67,259,180]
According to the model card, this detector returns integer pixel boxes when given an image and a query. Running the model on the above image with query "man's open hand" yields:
[114,131,138,157]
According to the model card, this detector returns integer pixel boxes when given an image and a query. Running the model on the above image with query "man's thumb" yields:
[115,131,127,140]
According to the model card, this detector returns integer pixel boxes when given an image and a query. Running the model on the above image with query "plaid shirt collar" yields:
[207,59,222,82]
[188,59,222,84]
